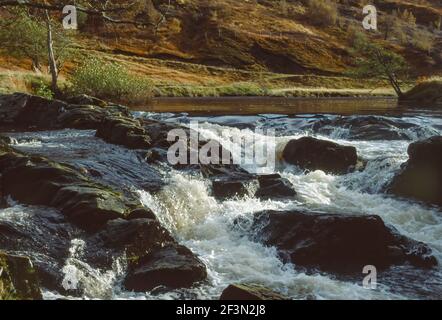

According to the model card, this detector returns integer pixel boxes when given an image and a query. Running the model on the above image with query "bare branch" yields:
[0,0,163,29]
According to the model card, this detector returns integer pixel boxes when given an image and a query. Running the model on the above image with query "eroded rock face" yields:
[387,136,442,206]
[282,137,358,174]
[248,210,437,274]
[220,283,288,300]
[0,252,42,300]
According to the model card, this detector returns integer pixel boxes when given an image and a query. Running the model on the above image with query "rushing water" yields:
[2,102,442,300]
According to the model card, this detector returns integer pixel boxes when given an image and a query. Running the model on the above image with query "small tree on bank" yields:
[351,32,408,97]
[0,0,165,97]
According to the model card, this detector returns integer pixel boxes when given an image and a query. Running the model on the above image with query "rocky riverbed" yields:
[1,93,442,300]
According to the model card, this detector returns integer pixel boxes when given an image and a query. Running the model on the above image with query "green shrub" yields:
[306,0,338,27]
[411,29,435,53]
[33,80,54,99]
[70,57,153,105]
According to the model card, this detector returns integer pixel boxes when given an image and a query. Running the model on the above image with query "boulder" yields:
[255,174,296,199]
[0,93,66,130]
[387,136,442,206]
[0,252,42,300]
[86,219,207,292]
[249,210,437,274]
[124,244,207,292]
[96,116,152,150]
[212,176,257,200]
[0,93,132,132]
[282,137,357,174]
[220,283,288,300]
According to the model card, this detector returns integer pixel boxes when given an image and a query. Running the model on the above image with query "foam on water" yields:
[3,112,442,299]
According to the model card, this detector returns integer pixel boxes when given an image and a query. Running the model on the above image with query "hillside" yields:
[0,0,441,101]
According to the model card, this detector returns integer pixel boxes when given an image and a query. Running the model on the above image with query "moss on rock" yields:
[0,252,42,300]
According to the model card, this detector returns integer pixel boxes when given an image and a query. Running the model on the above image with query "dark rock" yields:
[0,143,140,231]
[0,252,42,300]
[220,283,288,300]
[310,116,434,141]
[50,185,127,232]
[0,208,76,293]
[282,137,358,174]
[124,244,207,292]
[85,219,207,292]
[127,208,157,220]
[212,175,257,200]
[96,116,152,150]
[63,94,107,107]
[86,218,173,267]
[255,174,296,199]
[250,210,437,274]
[0,93,66,130]
[0,93,132,132]
[387,136,442,206]
[57,104,106,129]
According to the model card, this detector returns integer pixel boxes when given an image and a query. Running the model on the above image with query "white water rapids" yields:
[2,112,442,300]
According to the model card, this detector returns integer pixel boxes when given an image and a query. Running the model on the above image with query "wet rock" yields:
[212,175,257,200]
[282,137,357,174]
[0,252,42,300]
[85,218,207,292]
[250,210,437,274]
[310,116,433,141]
[0,143,142,231]
[51,185,127,232]
[124,243,207,292]
[96,116,152,150]
[220,284,288,300]
[0,208,76,293]
[255,174,296,199]
[144,120,183,149]
[86,218,173,267]
[127,208,157,220]
[0,93,132,132]
[0,93,66,130]
[387,136,442,206]
[57,104,107,129]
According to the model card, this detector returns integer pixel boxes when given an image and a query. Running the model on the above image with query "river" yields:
[2,98,442,300]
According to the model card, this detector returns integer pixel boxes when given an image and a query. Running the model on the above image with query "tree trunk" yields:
[375,49,403,97]
[45,10,59,96]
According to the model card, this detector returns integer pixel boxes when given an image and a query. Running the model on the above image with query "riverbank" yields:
[0,68,398,105]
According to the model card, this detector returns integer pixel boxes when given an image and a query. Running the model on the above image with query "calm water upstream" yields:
[2,98,442,300]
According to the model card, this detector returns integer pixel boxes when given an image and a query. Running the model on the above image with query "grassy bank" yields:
[0,68,399,105]
[400,77,442,105]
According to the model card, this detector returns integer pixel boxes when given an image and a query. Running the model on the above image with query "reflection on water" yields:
[138,97,440,116]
